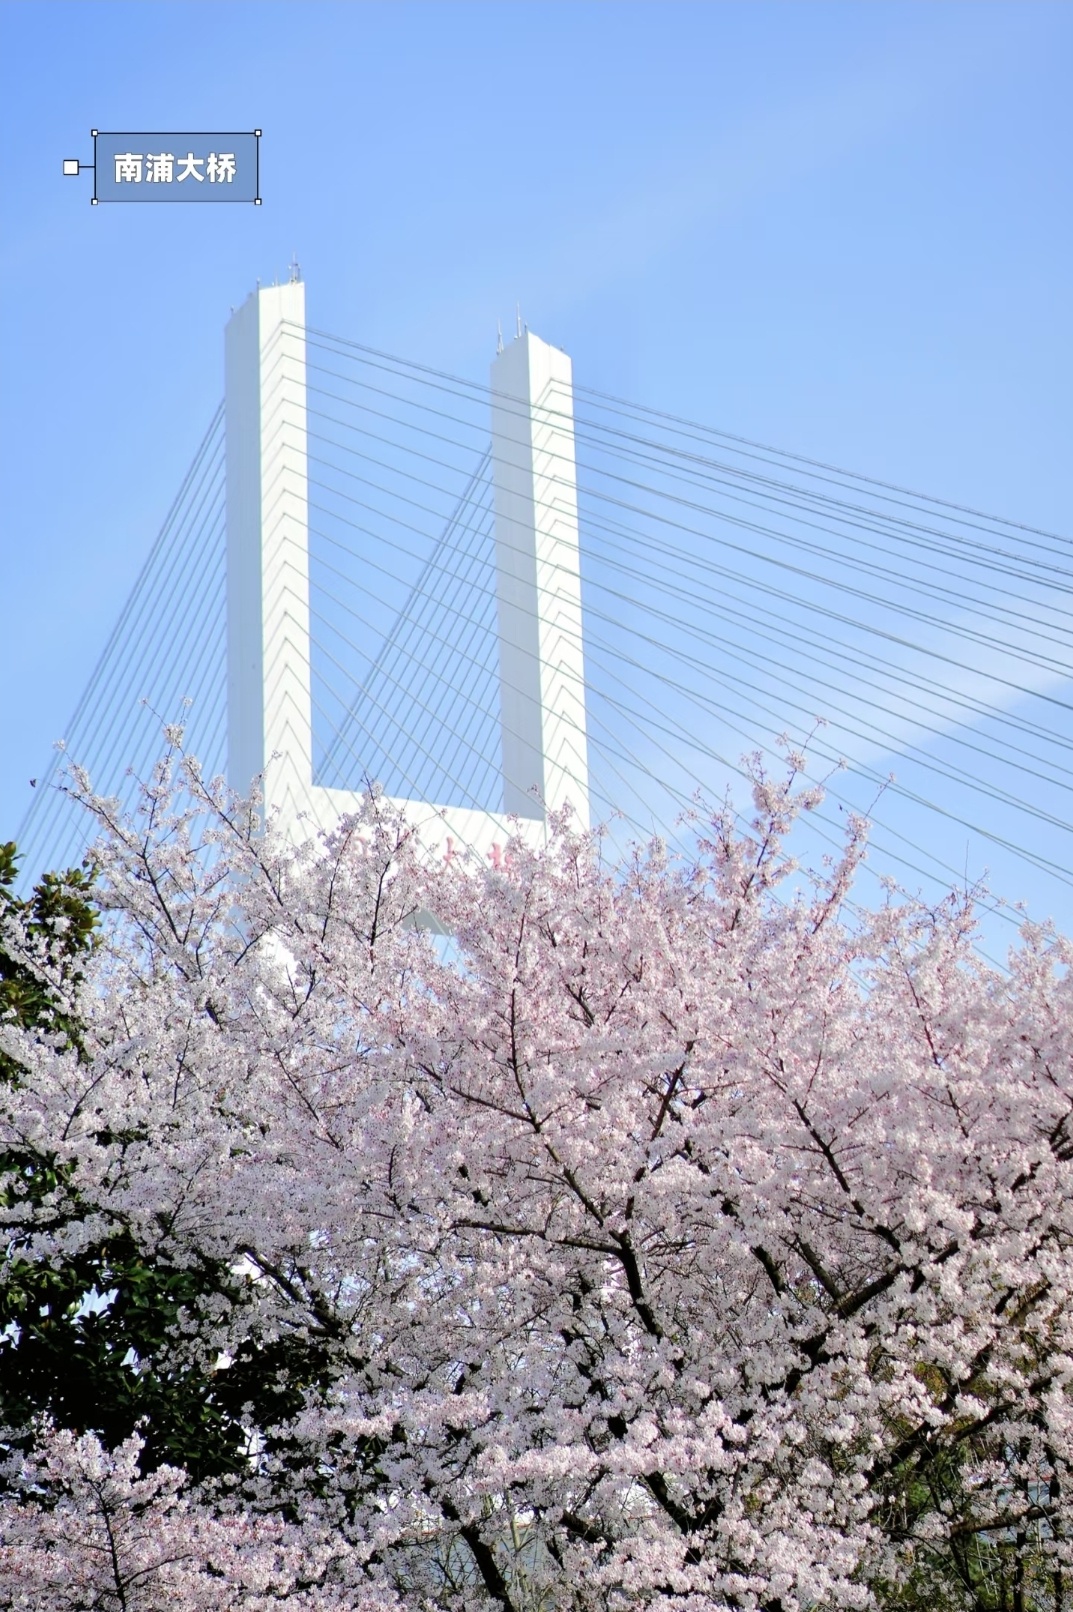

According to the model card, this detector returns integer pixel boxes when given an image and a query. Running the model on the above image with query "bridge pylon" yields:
[224,279,589,861]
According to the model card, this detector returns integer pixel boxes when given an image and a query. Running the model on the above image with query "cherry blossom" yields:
[0,747,1069,1608]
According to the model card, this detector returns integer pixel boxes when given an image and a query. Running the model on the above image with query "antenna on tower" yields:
[515,303,523,339]
[496,319,504,356]
[289,254,301,284]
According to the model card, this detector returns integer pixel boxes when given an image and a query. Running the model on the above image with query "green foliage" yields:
[0,844,336,1488]
[0,840,97,1082]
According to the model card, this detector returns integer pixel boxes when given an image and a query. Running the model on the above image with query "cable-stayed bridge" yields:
[16,274,1073,951]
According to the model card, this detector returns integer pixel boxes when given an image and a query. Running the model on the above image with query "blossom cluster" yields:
[0,748,1070,1609]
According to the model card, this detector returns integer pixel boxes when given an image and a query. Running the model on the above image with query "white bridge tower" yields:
[224,280,589,859]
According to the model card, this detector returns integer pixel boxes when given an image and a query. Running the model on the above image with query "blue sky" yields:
[1,1,1071,941]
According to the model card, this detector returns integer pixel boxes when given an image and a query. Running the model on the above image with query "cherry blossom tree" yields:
[1,745,1071,1609]
[0,1423,395,1609]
